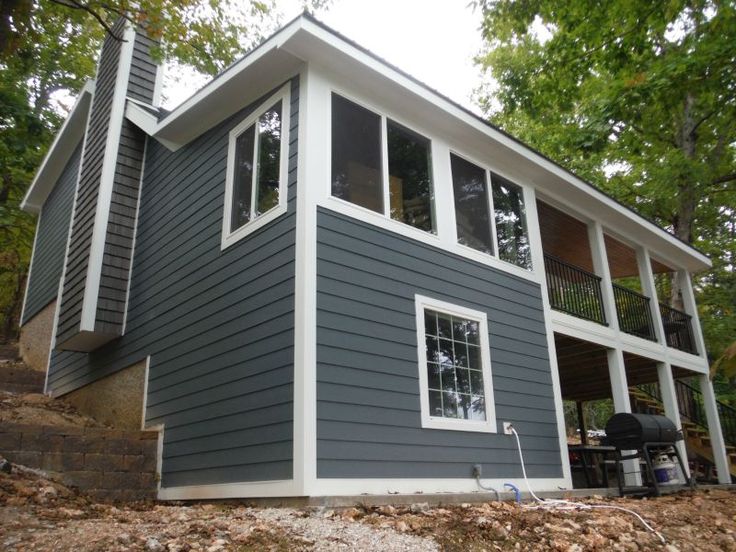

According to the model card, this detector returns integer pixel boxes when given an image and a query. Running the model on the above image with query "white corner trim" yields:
[21,80,94,213]
[19,213,42,326]
[414,294,497,434]
[524,188,573,487]
[43,276,64,396]
[220,83,292,250]
[80,23,137,331]
[293,65,318,496]
[152,58,165,108]
[121,134,147,335]
[140,355,153,430]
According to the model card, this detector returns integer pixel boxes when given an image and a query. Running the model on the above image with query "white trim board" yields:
[21,81,94,213]
[293,64,319,497]
[157,477,568,500]
[414,294,497,434]
[220,84,291,250]
[80,22,138,332]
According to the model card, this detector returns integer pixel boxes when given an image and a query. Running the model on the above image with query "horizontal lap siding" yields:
[55,21,124,345]
[95,28,156,334]
[316,208,561,479]
[47,77,300,487]
[22,143,82,324]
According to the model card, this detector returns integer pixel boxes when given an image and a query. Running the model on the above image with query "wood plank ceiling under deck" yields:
[554,333,692,402]
[537,200,672,279]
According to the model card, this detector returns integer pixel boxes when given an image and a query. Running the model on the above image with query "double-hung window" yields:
[450,153,531,269]
[222,85,290,248]
[415,295,496,432]
[331,93,436,234]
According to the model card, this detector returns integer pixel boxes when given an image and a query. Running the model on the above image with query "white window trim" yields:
[414,294,497,433]
[221,83,291,250]
[323,86,538,283]
[328,89,440,234]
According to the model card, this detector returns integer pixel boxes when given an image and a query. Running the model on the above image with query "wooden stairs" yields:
[629,387,736,480]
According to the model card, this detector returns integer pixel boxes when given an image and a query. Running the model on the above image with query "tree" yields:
[0,0,325,340]
[473,0,736,366]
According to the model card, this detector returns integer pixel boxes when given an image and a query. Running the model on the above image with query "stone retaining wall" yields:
[0,423,158,502]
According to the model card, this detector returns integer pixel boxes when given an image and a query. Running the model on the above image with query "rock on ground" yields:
[1,460,735,551]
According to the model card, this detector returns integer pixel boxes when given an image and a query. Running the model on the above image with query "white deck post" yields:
[636,247,665,344]
[677,270,708,359]
[587,221,618,332]
[656,362,690,477]
[524,188,573,488]
[589,222,640,484]
[699,374,731,483]
[607,348,642,485]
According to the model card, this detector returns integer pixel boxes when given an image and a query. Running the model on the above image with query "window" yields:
[491,173,531,269]
[331,94,383,213]
[450,153,532,269]
[451,154,493,255]
[222,85,290,248]
[415,295,496,432]
[331,93,436,233]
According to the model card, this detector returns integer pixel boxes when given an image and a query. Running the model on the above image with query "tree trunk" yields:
[670,92,698,310]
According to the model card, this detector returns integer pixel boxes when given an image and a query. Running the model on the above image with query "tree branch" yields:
[49,0,123,40]
[713,173,736,186]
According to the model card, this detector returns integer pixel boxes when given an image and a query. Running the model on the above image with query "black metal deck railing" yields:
[637,381,736,447]
[544,254,607,325]
[612,284,656,341]
[659,303,697,354]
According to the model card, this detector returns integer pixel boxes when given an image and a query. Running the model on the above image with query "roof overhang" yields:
[139,15,711,273]
[21,80,94,214]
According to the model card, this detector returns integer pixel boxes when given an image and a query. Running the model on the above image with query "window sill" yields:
[422,417,497,433]
[320,196,539,283]
[220,203,288,250]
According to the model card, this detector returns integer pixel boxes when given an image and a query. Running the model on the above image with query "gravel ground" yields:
[2,461,736,551]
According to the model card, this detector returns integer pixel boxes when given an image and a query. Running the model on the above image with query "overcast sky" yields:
[161,0,488,113]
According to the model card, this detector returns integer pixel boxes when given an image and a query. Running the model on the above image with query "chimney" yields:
[55,19,160,351]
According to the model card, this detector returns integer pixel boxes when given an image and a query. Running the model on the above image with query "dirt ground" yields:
[1,461,735,552]
[0,390,110,428]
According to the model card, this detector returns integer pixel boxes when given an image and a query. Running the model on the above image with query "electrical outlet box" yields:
[472,464,482,478]
[503,422,513,435]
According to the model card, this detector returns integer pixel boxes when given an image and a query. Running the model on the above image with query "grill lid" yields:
[605,413,682,449]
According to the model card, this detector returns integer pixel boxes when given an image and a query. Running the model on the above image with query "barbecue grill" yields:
[604,413,694,496]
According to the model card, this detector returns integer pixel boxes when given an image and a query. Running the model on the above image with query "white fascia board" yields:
[282,18,711,273]
[151,19,304,148]
[21,80,95,214]
[125,101,179,151]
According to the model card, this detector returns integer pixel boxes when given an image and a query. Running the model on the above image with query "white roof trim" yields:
[21,80,95,214]
[117,14,709,271]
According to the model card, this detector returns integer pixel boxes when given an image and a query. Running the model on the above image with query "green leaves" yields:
[475,0,736,367]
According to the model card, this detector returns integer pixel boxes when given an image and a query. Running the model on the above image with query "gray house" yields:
[19,14,732,500]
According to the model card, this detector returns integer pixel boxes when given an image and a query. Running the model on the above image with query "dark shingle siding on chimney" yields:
[56,19,126,346]
[94,30,157,334]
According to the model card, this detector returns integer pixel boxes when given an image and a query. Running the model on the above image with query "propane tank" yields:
[653,453,679,485]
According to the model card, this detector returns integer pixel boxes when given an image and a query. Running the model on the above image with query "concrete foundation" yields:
[19,301,57,373]
[64,360,147,430]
